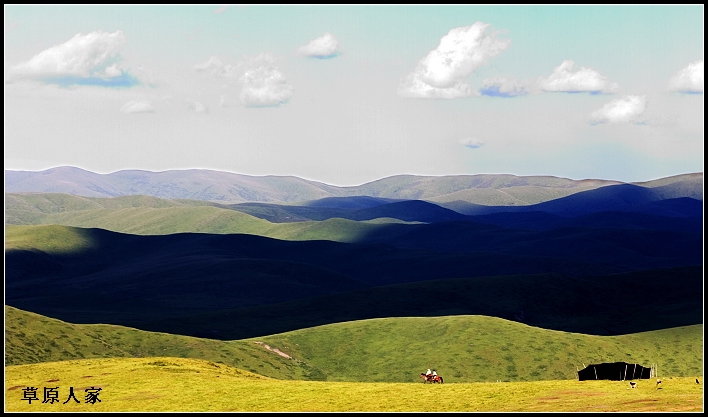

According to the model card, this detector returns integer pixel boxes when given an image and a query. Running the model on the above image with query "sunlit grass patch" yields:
[5,225,97,254]
[5,357,703,412]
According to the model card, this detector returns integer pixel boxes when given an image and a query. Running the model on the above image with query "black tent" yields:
[578,362,651,381]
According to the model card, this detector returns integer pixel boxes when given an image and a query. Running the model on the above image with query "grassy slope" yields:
[5,357,702,411]
[4,224,98,254]
[6,203,412,243]
[254,317,703,383]
[6,306,702,384]
[4,306,314,381]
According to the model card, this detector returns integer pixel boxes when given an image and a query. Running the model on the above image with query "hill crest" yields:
[6,167,702,205]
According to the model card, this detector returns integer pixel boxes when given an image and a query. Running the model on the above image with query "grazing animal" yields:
[656,379,662,389]
[629,382,637,389]
[696,378,700,385]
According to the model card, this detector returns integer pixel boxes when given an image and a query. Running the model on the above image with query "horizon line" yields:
[4,164,703,187]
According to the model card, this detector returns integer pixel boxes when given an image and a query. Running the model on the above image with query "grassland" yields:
[5,357,703,412]
[6,306,703,383]
[4,224,98,254]
[5,306,312,381]
[6,205,414,243]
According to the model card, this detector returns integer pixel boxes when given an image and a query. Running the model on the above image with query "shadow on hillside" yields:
[100,265,705,340]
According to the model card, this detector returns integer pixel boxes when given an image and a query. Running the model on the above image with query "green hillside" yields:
[4,306,314,381]
[254,316,702,383]
[6,196,417,243]
[5,306,702,383]
[5,224,98,254]
[5,193,215,223]
[4,215,398,244]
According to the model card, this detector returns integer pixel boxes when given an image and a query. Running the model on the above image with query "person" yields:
[432,370,437,378]
[426,369,432,377]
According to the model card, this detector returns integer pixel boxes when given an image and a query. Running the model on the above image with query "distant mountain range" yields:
[8,166,701,205]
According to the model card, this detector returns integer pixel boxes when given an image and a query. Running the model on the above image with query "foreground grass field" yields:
[6,306,703,383]
[5,357,703,412]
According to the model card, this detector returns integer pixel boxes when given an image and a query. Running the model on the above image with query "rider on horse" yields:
[421,369,443,383]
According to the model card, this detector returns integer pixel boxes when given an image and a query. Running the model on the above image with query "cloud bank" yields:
[399,22,511,99]
[297,33,341,58]
[7,30,139,88]
[539,60,618,94]
[667,60,703,94]
[590,95,646,125]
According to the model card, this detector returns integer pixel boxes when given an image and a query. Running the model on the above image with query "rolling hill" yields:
[133,265,703,340]
[5,169,703,388]
[8,166,661,205]
[6,306,703,383]
[5,222,701,337]
[226,199,467,223]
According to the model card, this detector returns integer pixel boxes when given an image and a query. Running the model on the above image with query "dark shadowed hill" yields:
[302,196,401,209]
[6,216,702,329]
[441,183,703,217]
[100,265,706,339]
[227,199,467,223]
[465,199,702,231]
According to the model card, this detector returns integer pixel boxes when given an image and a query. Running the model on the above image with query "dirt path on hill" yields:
[255,341,294,359]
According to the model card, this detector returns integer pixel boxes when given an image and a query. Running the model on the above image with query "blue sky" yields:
[4,5,703,186]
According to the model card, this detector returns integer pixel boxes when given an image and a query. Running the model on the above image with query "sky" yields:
[3,5,704,186]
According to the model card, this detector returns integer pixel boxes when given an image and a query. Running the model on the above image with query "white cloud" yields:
[120,100,154,113]
[238,53,293,107]
[7,31,136,87]
[479,77,528,97]
[399,22,511,99]
[539,60,618,94]
[667,60,703,94]
[297,33,341,58]
[460,137,485,148]
[214,5,229,14]
[589,95,647,125]
[219,94,229,107]
[193,53,293,107]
